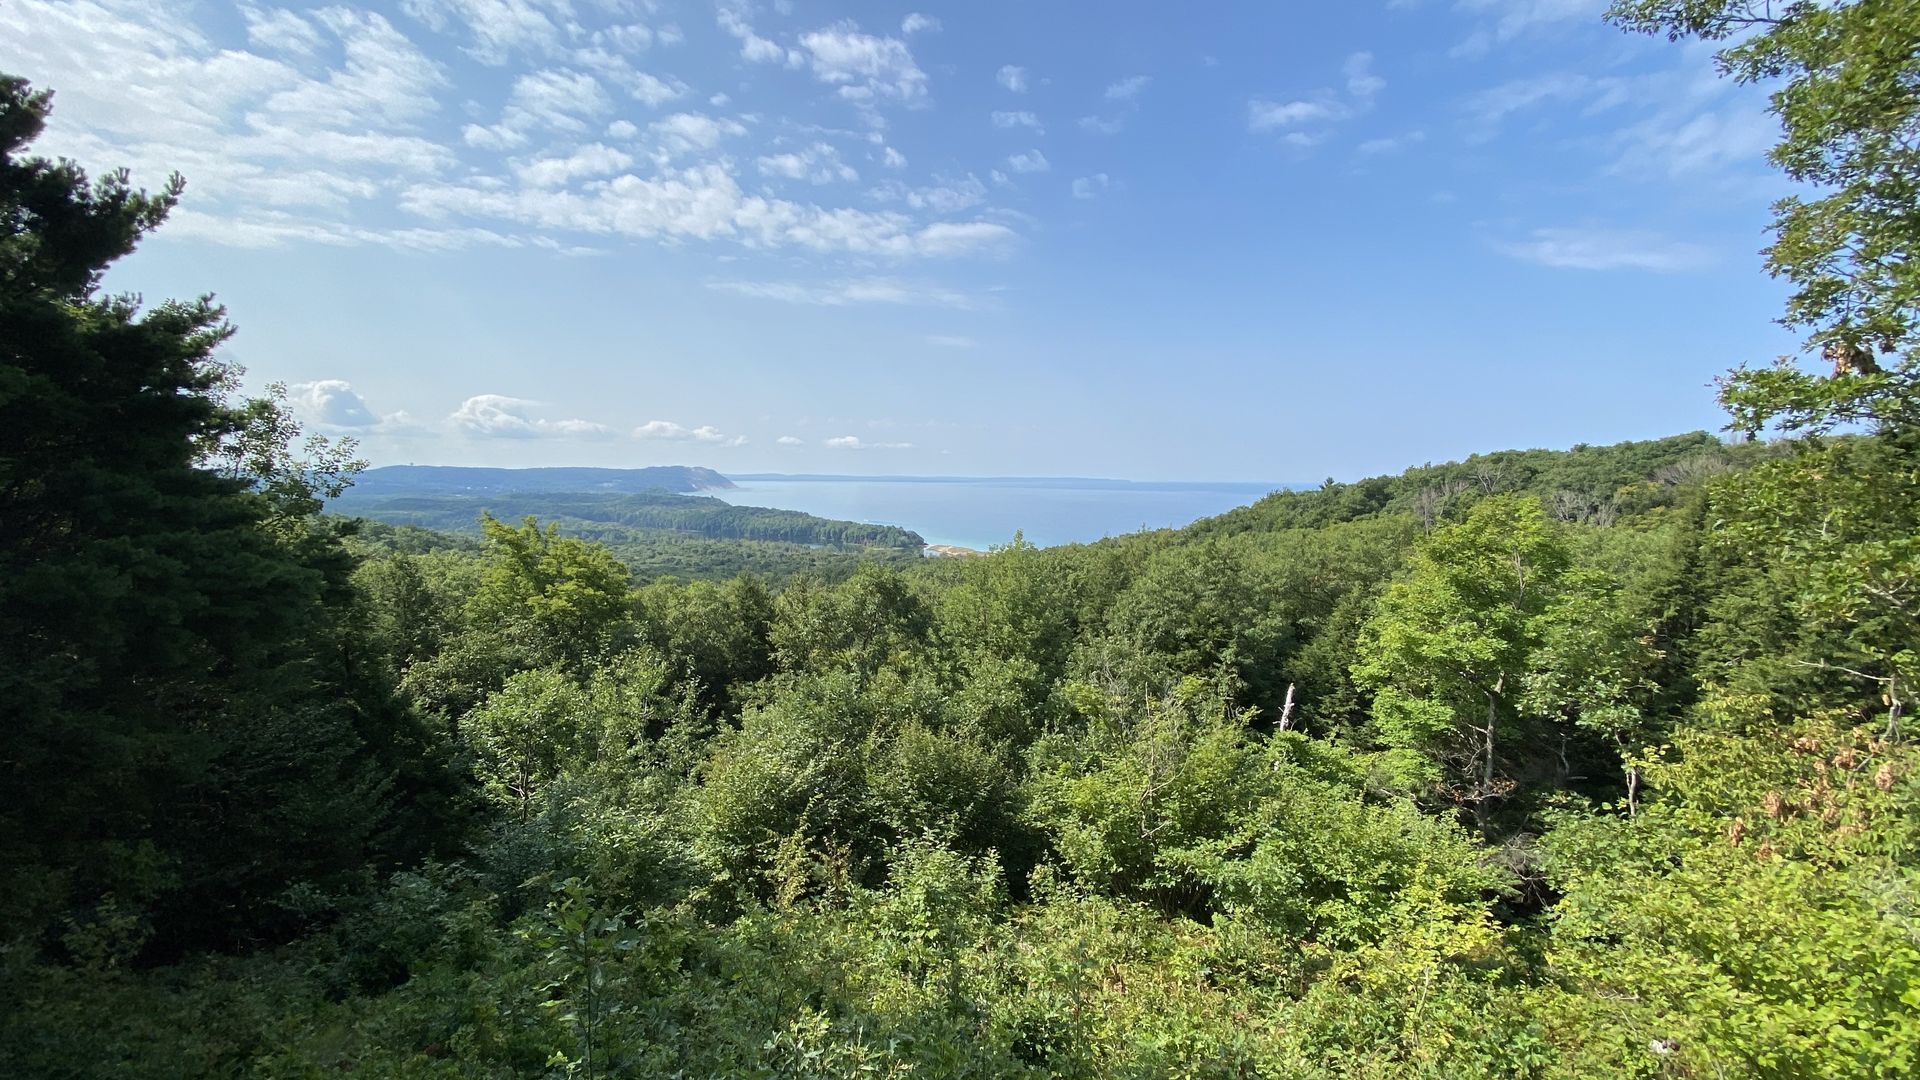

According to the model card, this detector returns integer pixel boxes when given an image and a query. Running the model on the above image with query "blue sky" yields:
[4,0,1798,480]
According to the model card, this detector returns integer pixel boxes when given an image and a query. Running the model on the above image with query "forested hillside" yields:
[5,3,1920,1076]
[1189,430,1773,534]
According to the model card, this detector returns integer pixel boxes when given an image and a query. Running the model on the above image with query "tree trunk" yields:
[1479,676,1503,835]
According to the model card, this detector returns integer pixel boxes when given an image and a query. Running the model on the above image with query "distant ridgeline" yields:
[332,469,925,582]
[338,490,924,548]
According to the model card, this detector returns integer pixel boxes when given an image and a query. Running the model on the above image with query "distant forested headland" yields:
[334,478,928,582]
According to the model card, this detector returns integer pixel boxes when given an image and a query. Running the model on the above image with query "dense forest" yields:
[3,3,1919,1076]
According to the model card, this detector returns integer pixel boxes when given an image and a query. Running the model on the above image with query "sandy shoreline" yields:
[923,543,987,558]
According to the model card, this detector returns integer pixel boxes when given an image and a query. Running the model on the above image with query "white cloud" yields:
[0,0,1017,265]
[466,68,614,149]
[288,379,378,428]
[996,65,1028,93]
[1078,115,1127,134]
[625,71,687,107]
[242,6,324,56]
[776,435,805,446]
[757,142,859,184]
[826,435,913,450]
[516,143,634,187]
[1006,150,1050,174]
[400,0,576,65]
[900,13,941,35]
[716,2,788,64]
[567,33,685,107]
[649,112,748,156]
[1071,173,1110,199]
[1105,75,1150,101]
[449,394,613,438]
[633,420,746,446]
[799,22,929,105]
[992,110,1043,133]
[508,68,612,132]
[707,277,974,308]
[0,1,473,246]
[1497,227,1713,272]
[402,165,1016,258]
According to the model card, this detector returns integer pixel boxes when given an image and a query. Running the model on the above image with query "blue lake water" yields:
[710,477,1291,550]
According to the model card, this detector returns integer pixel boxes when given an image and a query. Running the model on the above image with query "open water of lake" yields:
[711,476,1290,551]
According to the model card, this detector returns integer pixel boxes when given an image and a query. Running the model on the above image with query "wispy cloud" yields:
[868,174,989,214]
[1448,0,1609,58]
[1071,173,1111,199]
[1249,100,1339,130]
[1462,65,1779,190]
[992,110,1044,134]
[996,65,1028,93]
[1357,131,1426,155]
[1497,227,1713,273]
[757,142,859,184]
[707,277,975,308]
[1006,150,1050,174]
[1082,74,1151,134]
[1248,52,1383,141]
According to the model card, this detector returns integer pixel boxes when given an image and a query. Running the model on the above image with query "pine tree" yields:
[0,75,447,957]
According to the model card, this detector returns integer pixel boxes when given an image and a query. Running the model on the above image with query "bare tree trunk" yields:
[1479,677,1503,835]
[1278,683,1296,731]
